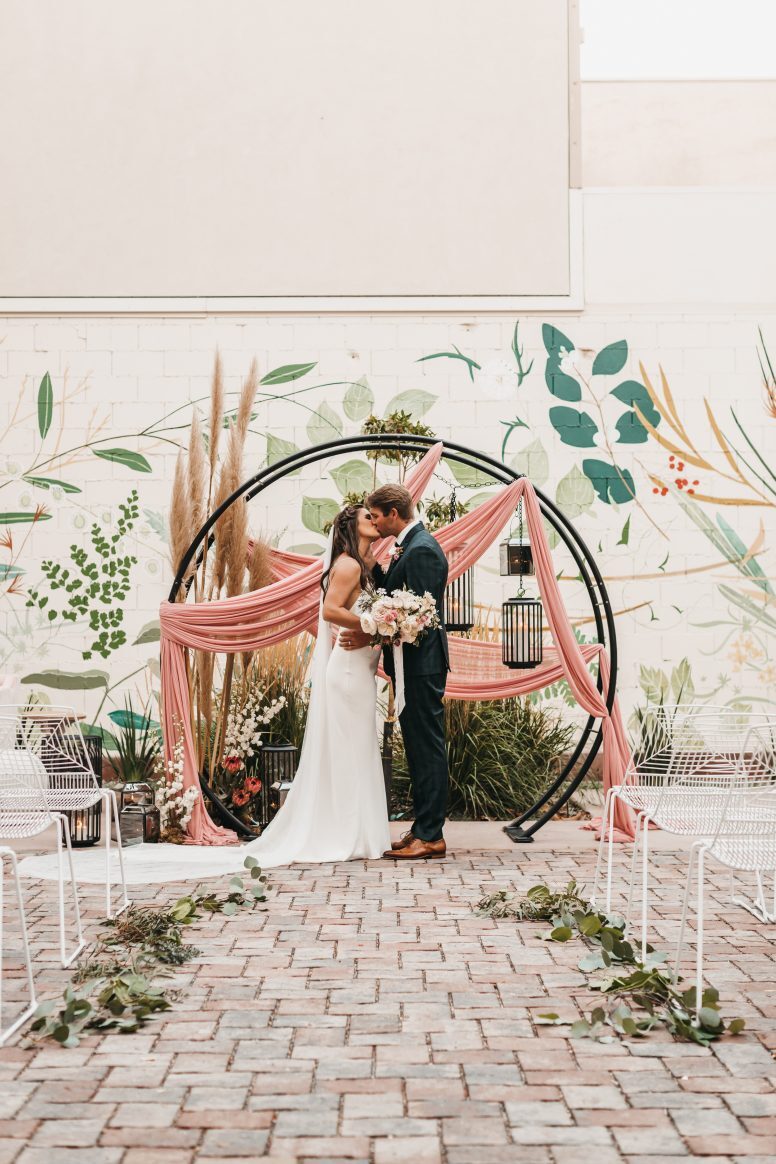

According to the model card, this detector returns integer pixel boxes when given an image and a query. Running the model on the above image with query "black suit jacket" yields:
[375,522,450,678]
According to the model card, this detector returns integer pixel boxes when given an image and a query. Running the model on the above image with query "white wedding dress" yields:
[242,552,390,866]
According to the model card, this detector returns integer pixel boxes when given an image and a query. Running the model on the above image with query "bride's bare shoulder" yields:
[330,554,360,579]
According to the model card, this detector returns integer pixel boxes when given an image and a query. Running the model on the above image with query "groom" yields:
[341,484,450,860]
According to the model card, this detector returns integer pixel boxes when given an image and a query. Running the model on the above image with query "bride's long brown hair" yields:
[320,505,374,595]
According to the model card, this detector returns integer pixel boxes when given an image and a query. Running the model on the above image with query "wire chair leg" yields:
[624,811,645,936]
[591,788,612,906]
[605,790,618,914]
[640,813,651,963]
[0,850,38,1046]
[673,840,700,984]
[103,790,130,919]
[694,845,706,1025]
[54,815,85,968]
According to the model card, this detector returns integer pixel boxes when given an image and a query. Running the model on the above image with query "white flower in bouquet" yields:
[359,586,440,648]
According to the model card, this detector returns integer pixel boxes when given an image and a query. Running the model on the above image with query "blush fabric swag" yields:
[159,442,633,845]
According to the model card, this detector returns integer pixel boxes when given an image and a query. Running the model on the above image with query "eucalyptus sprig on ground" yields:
[30,857,268,1047]
[478,880,745,1047]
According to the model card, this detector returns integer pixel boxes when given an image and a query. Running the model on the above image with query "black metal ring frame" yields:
[169,434,618,843]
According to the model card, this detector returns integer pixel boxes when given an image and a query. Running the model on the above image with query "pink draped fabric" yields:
[159,443,634,844]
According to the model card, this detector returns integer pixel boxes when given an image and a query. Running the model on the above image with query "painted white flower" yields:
[475,358,518,402]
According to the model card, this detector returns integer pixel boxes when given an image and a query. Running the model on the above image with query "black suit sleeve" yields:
[402,544,448,596]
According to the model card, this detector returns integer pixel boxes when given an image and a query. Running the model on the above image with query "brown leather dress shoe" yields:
[391,829,415,851]
[384,836,446,860]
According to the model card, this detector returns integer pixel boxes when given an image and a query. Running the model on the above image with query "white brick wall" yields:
[2,307,775,726]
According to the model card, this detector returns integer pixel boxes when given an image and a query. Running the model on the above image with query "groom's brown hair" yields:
[367,483,414,521]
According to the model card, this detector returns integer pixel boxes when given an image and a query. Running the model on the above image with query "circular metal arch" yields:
[169,434,618,843]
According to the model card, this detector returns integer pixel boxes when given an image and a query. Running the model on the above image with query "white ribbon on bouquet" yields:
[392,643,406,717]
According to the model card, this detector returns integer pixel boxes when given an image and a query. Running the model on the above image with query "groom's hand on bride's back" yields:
[340,628,372,651]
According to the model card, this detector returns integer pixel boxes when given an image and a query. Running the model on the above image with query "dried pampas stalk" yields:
[187,409,208,599]
[241,535,273,675]
[169,449,194,593]
[236,358,259,445]
[207,350,225,490]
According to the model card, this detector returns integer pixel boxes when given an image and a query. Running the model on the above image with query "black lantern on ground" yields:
[64,731,103,848]
[123,803,161,844]
[117,782,154,811]
[443,490,475,633]
[260,744,298,827]
[501,498,543,670]
[112,782,158,846]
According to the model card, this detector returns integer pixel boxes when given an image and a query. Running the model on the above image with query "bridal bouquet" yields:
[358,587,440,648]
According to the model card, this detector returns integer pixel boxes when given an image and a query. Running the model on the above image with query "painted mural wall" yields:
[1,312,774,733]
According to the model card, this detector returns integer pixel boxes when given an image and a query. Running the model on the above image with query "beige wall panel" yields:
[0,1,572,299]
[583,81,776,187]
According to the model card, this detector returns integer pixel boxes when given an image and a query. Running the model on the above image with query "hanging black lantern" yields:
[501,498,543,669]
[443,490,475,633]
[499,511,535,578]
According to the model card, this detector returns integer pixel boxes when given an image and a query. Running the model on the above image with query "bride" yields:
[244,503,390,866]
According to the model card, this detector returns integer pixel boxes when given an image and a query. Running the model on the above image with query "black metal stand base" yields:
[503,823,535,844]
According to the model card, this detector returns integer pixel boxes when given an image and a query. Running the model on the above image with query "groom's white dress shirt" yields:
[395,519,420,546]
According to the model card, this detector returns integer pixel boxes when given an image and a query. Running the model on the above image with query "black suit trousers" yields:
[398,670,448,842]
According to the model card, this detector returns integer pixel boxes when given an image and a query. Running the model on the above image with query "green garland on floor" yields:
[477,881,745,1047]
[30,857,268,1047]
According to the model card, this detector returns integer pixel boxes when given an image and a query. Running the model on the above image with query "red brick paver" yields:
[1,833,774,1162]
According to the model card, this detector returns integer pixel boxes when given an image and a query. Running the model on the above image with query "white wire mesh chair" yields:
[624,710,776,956]
[0,715,84,967]
[8,707,131,920]
[591,703,732,912]
[622,709,776,956]
[673,726,776,1013]
[0,845,37,1044]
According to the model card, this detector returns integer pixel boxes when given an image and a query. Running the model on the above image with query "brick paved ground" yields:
[1,825,774,1163]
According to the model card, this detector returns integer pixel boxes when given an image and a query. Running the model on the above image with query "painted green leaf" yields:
[0,511,52,524]
[301,496,339,535]
[307,402,343,445]
[444,458,495,488]
[542,324,575,356]
[615,412,649,444]
[21,668,110,690]
[510,439,549,487]
[416,347,480,381]
[670,657,695,703]
[108,709,157,731]
[617,515,631,545]
[592,340,628,377]
[222,409,258,429]
[467,491,496,509]
[265,434,301,476]
[22,475,81,494]
[611,380,660,444]
[285,542,325,557]
[549,405,599,448]
[555,465,595,519]
[581,459,636,505]
[343,376,374,421]
[260,362,317,386]
[37,372,53,439]
[133,620,161,645]
[610,380,660,425]
[384,389,437,417]
[542,324,580,402]
[329,459,373,497]
[92,448,152,473]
